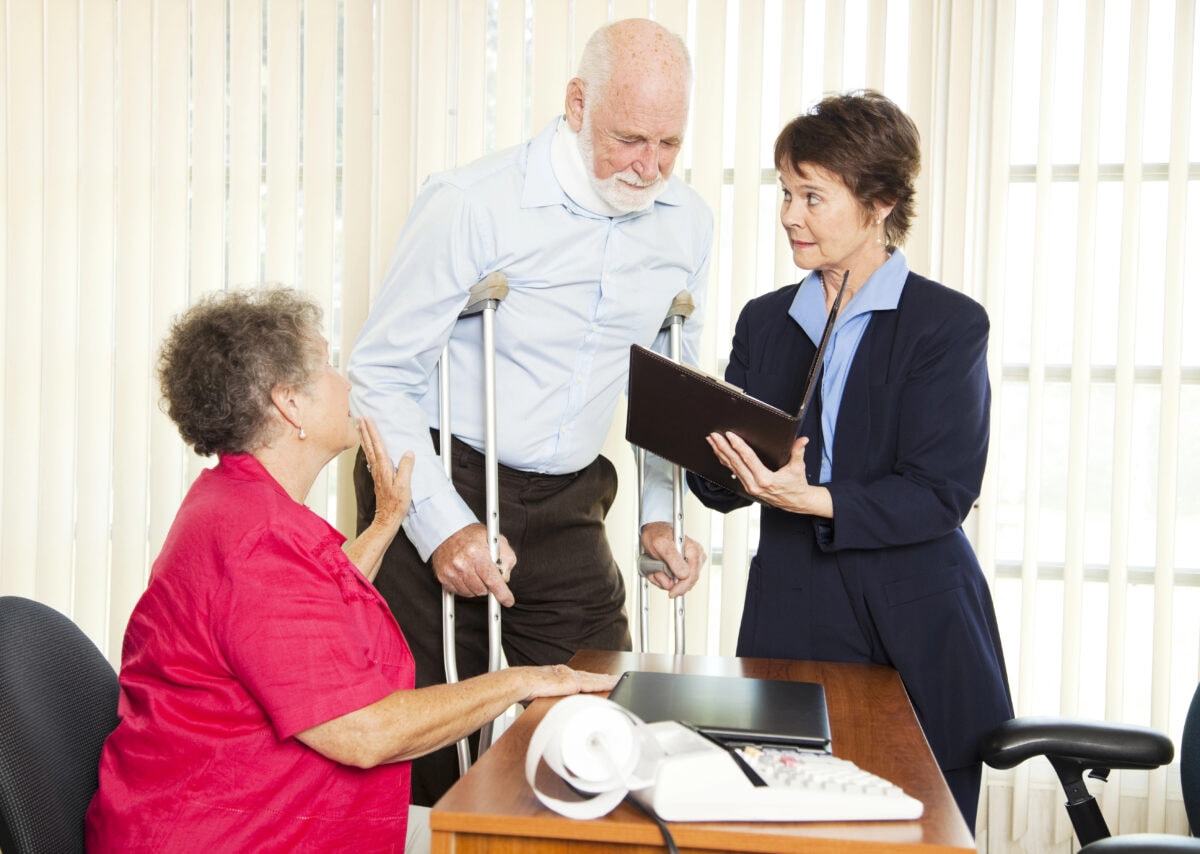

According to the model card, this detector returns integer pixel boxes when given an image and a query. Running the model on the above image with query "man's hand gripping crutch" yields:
[434,272,512,774]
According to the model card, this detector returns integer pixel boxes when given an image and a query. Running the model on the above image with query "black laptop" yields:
[607,670,832,752]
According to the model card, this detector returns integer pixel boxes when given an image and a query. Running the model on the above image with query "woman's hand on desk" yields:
[516,664,620,703]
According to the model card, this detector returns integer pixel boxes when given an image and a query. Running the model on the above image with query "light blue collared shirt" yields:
[349,119,713,560]
[788,250,910,482]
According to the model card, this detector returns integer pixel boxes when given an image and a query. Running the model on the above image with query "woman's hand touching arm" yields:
[343,417,413,582]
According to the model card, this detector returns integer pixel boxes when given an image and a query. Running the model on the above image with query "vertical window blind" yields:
[1,1,1195,848]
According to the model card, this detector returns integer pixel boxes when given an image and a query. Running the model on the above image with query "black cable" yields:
[625,793,678,854]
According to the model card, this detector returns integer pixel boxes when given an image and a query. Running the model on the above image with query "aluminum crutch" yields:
[634,290,694,655]
[439,271,509,774]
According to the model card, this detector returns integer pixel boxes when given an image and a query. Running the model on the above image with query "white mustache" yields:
[615,171,662,189]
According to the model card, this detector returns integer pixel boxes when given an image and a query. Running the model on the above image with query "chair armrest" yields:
[1083,834,1200,852]
[982,717,1175,771]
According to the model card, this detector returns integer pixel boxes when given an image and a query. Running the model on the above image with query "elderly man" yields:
[349,17,713,805]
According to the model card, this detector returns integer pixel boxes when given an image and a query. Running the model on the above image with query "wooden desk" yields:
[430,651,976,853]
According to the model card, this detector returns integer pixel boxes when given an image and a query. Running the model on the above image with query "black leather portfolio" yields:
[625,345,798,497]
[608,670,832,751]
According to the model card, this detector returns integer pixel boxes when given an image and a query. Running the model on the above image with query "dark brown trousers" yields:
[354,433,631,806]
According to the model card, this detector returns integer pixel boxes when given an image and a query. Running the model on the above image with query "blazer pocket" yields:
[883,562,964,606]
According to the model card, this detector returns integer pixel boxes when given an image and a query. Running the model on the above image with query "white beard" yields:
[576,109,668,214]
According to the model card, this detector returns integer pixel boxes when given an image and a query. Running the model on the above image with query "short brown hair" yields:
[774,90,921,247]
[157,288,323,456]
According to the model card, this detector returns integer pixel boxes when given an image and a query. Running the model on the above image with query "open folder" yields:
[626,272,848,500]
[625,346,798,498]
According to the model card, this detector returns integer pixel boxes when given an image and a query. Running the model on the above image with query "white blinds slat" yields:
[571,0,608,77]
[265,0,300,286]
[729,0,764,315]
[530,1,569,131]
[1102,1,1151,829]
[39,0,80,611]
[0,0,44,599]
[1014,0,1058,718]
[413,1,450,183]
[372,0,416,285]
[74,0,118,650]
[931,1,981,288]
[1145,0,1194,832]
[905,0,935,274]
[191,1,227,299]
[494,0,525,149]
[822,0,846,93]
[228,0,264,287]
[0,0,6,592]
[146,0,190,573]
[688,0,726,357]
[1060,0,1106,719]
[612,0,651,21]
[773,2,804,286]
[454,0,488,166]
[865,0,886,88]
[110,0,156,658]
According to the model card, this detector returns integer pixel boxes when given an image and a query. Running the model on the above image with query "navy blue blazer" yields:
[688,272,1013,772]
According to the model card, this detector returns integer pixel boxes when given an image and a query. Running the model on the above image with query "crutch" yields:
[439,271,509,775]
[634,290,694,655]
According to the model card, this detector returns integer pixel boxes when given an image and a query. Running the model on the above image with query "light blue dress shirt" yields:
[349,119,713,560]
[788,249,910,482]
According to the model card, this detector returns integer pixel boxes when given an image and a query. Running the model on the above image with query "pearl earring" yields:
[299,426,306,439]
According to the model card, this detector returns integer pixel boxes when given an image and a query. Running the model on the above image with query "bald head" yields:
[574,18,692,111]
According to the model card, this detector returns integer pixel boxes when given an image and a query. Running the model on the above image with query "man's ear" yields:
[564,78,586,132]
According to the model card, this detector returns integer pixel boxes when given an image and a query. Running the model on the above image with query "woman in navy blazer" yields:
[688,91,1012,831]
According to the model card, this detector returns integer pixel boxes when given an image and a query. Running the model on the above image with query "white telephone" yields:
[525,696,923,823]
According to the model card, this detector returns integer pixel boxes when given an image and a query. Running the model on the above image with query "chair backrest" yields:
[0,596,119,854]
[1183,681,1200,836]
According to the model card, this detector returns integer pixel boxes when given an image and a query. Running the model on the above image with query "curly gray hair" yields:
[157,288,324,456]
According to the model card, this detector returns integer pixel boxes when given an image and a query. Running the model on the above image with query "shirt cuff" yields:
[402,484,478,562]
[639,452,676,527]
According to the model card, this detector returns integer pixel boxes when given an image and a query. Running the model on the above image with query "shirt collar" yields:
[523,117,687,218]
[789,248,910,343]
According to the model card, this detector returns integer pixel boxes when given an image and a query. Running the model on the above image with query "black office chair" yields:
[981,681,1199,852]
[0,595,120,854]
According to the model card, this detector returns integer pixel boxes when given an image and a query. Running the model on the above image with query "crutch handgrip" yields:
[661,290,694,327]
[461,272,509,315]
[637,554,676,582]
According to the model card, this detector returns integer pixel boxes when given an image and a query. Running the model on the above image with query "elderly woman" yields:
[688,90,1012,830]
[85,289,616,852]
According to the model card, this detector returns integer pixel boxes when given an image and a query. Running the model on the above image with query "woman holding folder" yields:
[687,90,1012,831]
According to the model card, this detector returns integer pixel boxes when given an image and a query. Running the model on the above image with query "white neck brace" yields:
[550,117,625,218]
